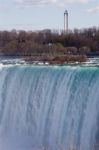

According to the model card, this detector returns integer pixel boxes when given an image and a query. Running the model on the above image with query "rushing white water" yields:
[0,64,99,150]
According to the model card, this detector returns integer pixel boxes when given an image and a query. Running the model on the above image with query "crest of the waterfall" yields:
[0,65,98,150]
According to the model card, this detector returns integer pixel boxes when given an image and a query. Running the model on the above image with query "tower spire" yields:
[64,10,68,34]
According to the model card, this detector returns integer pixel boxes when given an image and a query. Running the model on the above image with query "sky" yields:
[0,0,99,31]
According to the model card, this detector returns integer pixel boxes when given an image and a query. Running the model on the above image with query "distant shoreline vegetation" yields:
[0,27,99,63]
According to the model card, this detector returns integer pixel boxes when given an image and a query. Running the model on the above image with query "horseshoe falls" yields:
[0,64,99,150]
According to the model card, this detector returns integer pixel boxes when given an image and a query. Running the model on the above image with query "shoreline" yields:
[0,54,99,66]
[0,54,87,64]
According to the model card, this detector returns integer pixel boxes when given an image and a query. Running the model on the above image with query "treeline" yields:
[0,27,99,56]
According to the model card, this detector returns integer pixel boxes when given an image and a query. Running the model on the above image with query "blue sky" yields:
[0,0,99,31]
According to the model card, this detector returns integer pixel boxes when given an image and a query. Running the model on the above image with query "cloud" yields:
[14,0,92,7]
[64,0,90,4]
[87,6,99,13]
[14,0,57,6]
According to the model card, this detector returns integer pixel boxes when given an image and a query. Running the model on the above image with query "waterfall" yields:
[0,65,99,150]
